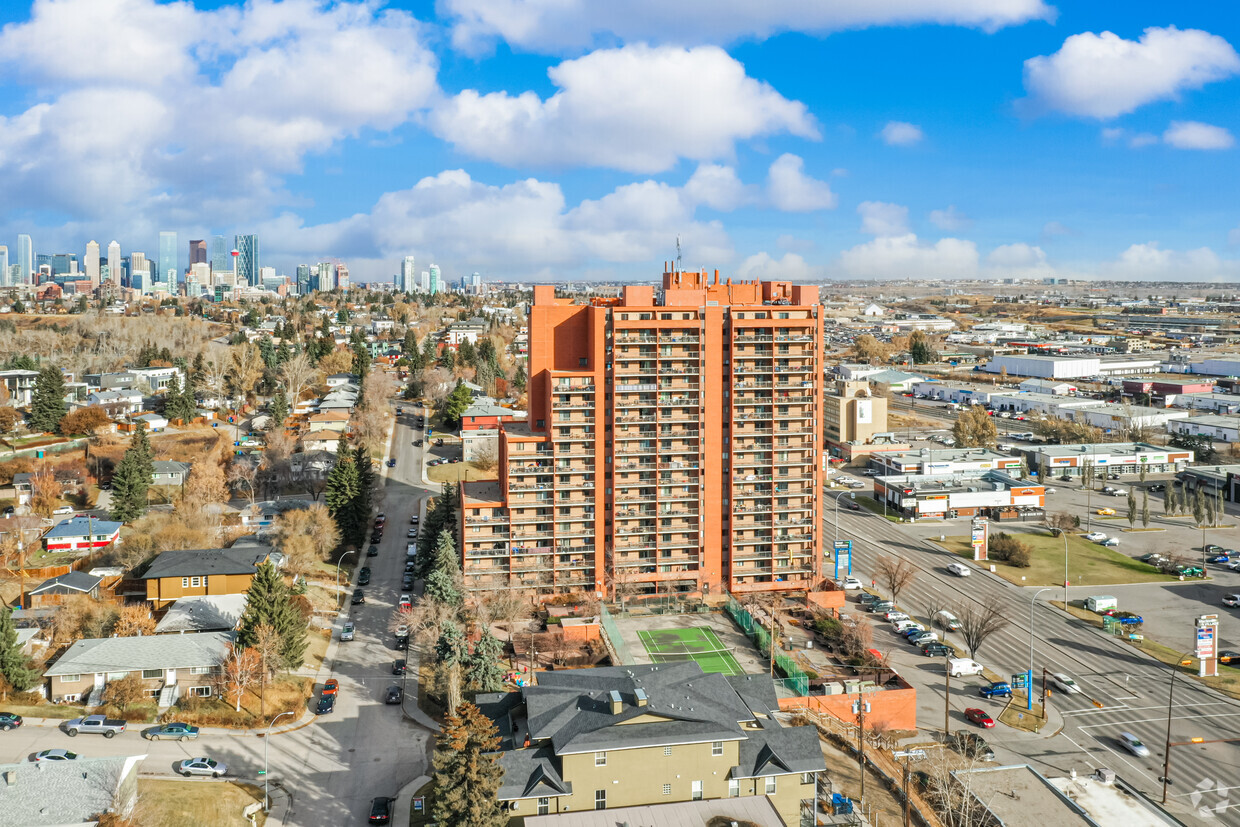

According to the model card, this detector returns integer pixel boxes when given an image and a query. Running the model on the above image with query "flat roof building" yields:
[459,268,825,599]
[1023,442,1193,478]
[872,447,1024,476]
[874,469,1044,520]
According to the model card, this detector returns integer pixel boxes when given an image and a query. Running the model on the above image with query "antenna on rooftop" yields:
[675,235,683,273]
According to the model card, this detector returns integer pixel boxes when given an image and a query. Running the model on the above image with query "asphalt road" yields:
[0,403,438,826]
[831,504,1240,825]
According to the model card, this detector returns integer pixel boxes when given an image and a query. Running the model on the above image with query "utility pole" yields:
[854,697,870,804]
[944,653,951,736]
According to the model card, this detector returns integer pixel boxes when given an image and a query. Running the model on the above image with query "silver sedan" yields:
[178,757,227,777]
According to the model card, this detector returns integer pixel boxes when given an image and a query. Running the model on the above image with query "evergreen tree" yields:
[190,352,207,393]
[467,630,505,693]
[425,568,462,606]
[28,365,67,433]
[421,335,437,367]
[0,606,38,691]
[258,337,277,370]
[431,703,506,827]
[325,445,362,545]
[512,364,526,393]
[417,488,459,568]
[351,336,370,381]
[270,390,289,429]
[441,381,474,428]
[166,374,197,423]
[351,442,374,538]
[238,561,308,669]
[457,339,477,368]
[435,619,467,665]
[431,528,460,578]
[403,330,418,358]
[275,340,292,368]
[109,422,153,522]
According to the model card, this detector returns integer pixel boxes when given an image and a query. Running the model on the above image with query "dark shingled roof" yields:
[479,663,825,802]
[140,547,268,579]
[27,571,102,595]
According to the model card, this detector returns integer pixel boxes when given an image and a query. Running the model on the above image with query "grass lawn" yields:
[168,676,312,728]
[427,461,495,484]
[938,531,1179,588]
[136,778,266,827]
[304,629,331,673]
[417,657,446,724]
[850,492,903,524]
[0,702,84,719]
[999,696,1046,732]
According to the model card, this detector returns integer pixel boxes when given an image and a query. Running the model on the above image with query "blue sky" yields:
[1,0,1238,283]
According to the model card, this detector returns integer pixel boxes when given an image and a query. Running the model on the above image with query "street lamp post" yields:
[1062,532,1070,607]
[1028,587,1053,711]
[1161,651,1194,804]
[264,710,295,811]
[335,549,357,612]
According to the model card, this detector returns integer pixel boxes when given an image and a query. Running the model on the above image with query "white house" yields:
[86,389,143,415]
[861,303,885,317]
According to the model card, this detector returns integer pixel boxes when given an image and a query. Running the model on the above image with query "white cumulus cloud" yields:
[683,164,754,211]
[928,205,971,231]
[1163,121,1235,150]
[1021,26,1240,118]
[442,0,1053,54]
[1101,242,1240,281]
[430,45,818,173]
[837,234,980,279]
[766,154,837,212]
[736,252,817,281]
[987,242,1048,268]
[857,201,909,236]
[880,121,924,146]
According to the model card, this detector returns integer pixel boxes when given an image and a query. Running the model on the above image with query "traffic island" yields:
[999,695,1046,732]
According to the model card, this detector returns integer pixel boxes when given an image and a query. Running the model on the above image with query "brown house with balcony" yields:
[141,547,274,609]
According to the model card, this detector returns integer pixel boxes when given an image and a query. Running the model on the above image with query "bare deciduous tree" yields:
[954,596,1010,660]
[113,604,155,637]
[876,555,917,605]
[227,457,259,513]
[272,503,340,577]
[278,353,319,413]
[1043,511,1077,537]
[219,644,261,712]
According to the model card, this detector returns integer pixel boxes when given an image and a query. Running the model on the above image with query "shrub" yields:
[988,532,1031,565]
[1008,546,1032,568]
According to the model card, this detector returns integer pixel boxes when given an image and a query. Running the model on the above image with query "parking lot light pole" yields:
[1028,588,1053,710]
[335,549,356,612]
[264,710,295,811]
[1062,532,1070,607]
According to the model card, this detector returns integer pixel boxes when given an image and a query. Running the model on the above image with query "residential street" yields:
[831,503,1240,825]
[0,405,438,826]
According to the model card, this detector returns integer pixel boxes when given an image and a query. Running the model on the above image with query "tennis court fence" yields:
[725,595,809,696]
[599,603,635,665]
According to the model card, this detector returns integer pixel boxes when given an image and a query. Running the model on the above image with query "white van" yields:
[934,610,961,631]
[1085,595,1118,613]
[948,658,984,677]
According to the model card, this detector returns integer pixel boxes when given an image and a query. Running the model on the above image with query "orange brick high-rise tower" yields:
[459,267,825,600]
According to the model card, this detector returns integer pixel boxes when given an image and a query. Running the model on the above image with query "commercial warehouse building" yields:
[871,447,1023,476]
[981,354,1162,379]
[1168,415,1240,444]
[1176,464,1240,502]
[1022,442,1193,478]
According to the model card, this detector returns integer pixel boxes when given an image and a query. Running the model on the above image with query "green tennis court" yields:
[637,626,745,676]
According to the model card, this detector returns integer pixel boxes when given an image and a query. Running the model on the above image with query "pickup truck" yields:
[1104,610,1144,625]
[63,715,126,738]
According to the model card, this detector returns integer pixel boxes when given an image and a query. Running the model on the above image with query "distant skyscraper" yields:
[316,261,334,292]
[234,234,259,286]
[420,270,430,292]
[51,253,77,275]
[428,263,441,295]
[189,239,207,266]
[16,235,33,284]
[85,241,100,287]
[158,231,177,285]
[400,256,415,292]
[210,235,228,273]
[0,247,8,287]
[296,264,310,295]
[107,241,121,287]
[335,263,349,291]
[130,252,148,288]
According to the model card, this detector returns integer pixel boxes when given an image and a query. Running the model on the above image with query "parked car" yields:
[858,592,882,606]
[934,610,961,632]
[893,620,921,633]
[1177,565,1205,577]
[367,544,379,557]
[410,515,420,524]
[1050,673,1081,694]
[921,642,952,657]
[869,601,894,614]
[322,679,339,696]
[34,749,79,762]
[52,504,74,515]
[1119,732,1151,758]
[62,715,126,738]
[946,562,971,577]
[953,732,994,761]
[351,590,365,605]
[1100,537,1120,547]
[401,575,414,590]
[178,757,226,777]
[910,631,940,646]
[340,622,355,642]
[0,713,22,731]
[883,610,909,622]
[399,594,412,610]
[1222,594,1240,608]
[392,660,407,675]
[949,658,984,677]
[979,682,1012,699]
[1218,650,1240,664]
[316,695,336,715]
[1095,508,1116,516]
[1085,532,1108,542]
[1147,483,1166,492]
[385,686,403,705]
[358,567,371,586]
[840,577,863,590]
[964,708,995,728]
[145,722,199,741]
[369,796,395,825]
[1210,554,1231,564]
[1138,552,1165,563]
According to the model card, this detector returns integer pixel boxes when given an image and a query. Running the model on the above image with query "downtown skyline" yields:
[1,0,1239,283]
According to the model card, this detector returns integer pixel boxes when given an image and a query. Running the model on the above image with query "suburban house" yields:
[127,366,184,391]
[151,460,192,487]
[140,547,273,608]
[85,389,143,416]
[9,472,32,505]
[0,369,40,406]
[42,517,123,551]
[476,663,824,825]
[155,594,248,634]
[307,410,351,433]
[0,754,144,825]
[325,373,356,388]
[460,400,525,431]
[26,571,103,608]
[131,412,168,431]
[44,631,233,705]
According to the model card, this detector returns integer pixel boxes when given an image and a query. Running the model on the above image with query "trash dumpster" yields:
[831,793,853,815]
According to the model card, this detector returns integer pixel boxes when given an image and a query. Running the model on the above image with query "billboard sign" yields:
[1196,615,1219,677]
[833,540,852,579]
[971,517,989,561]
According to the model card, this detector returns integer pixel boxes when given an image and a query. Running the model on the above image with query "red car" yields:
[964,708,995,728]
[322,679,339,696]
